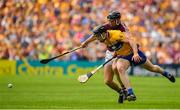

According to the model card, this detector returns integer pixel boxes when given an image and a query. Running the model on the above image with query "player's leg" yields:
[141,59,175,83]
[112,59,126,89]
[115,71,128,96]
[112,60,127,102]
[113,64,126,88]
[104,62,121,93]
[104,50,122,93]
[104,50,127,103]
[104,62,127,103]
[115,58,136,101]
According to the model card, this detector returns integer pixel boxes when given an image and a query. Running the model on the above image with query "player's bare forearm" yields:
[129,39,138,55]
[124,32,138,55]
[128,37,142,62]
[124,32,141,62]
[81,35,96,48]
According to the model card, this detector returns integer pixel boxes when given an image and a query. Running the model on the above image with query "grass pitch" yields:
[0,73,180,109]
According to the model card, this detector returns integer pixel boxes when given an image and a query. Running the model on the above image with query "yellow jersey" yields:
[104,30,133,56]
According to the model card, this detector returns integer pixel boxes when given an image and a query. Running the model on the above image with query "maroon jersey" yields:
[102,22,130,52]
[103,22,128,32]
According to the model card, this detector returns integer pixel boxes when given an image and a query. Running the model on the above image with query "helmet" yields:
[93,25,107,42]
[107,11,121,20]
[93,25,106,35]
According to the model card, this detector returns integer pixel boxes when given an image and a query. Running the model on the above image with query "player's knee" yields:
[112,63,117,71]
[117,66,125,74]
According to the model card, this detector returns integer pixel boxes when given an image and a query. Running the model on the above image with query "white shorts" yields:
[105,50,114,63]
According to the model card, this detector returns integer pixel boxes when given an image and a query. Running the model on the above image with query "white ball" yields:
[8,83,13,88]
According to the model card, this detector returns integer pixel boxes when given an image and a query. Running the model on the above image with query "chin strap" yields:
[116,19,120,25]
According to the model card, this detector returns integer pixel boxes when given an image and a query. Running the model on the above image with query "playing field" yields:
[0,73,180,109]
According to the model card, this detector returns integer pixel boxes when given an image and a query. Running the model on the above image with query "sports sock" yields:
[162,71,170,78]
[117,89,121,93]
[121,85,126,90]
[127,88,134,95]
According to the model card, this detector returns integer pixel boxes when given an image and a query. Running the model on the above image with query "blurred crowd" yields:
[0,0,179,64]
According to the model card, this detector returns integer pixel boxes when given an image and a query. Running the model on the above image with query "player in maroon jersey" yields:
[81,11,128,103]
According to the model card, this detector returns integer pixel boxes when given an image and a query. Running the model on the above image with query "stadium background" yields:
[0,0,180,109]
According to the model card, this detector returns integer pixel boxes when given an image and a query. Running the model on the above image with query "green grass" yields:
[0,73,180,109]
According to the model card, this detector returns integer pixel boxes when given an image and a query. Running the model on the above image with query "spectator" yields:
[0,0,179,64]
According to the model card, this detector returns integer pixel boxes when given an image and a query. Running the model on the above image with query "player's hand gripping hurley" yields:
[78,56,115,83]
[40,46,82,64]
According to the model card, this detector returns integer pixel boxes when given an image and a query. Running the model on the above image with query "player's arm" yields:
[81,34,97,48]
[124,32,138,54]
[122,32,142,62]
[123,24,139,56]
[120,23,141,62]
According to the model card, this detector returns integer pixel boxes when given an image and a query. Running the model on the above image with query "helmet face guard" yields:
[108,19,120,26]
[107,11,121,25]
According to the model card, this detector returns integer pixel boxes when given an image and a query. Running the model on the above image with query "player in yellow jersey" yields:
[81,25,175,101]
[82,11,128,103]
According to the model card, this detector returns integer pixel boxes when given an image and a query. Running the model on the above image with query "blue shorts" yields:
[117,50,147,66]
